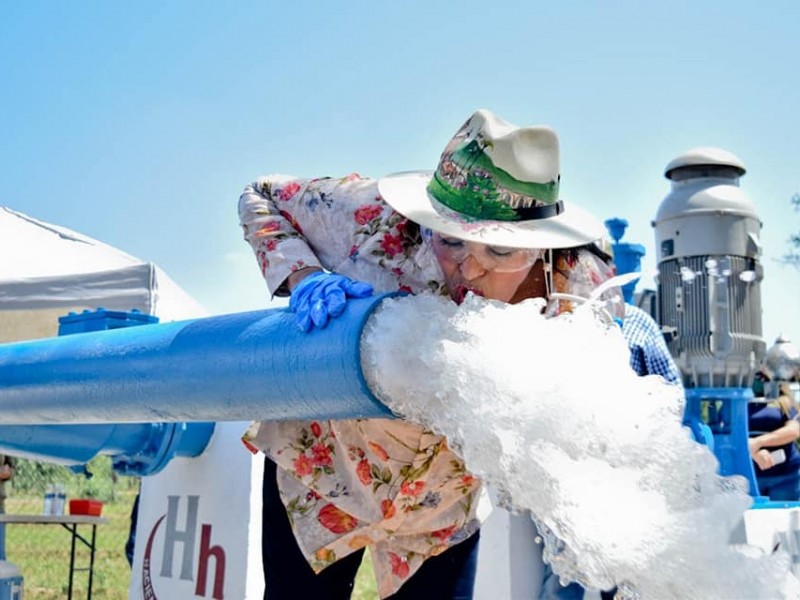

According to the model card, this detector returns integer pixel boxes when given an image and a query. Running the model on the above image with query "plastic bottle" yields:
[54,484,66,516]
[43,484,55,515]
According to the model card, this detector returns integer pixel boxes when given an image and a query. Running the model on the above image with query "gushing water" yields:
[360,293,800,599]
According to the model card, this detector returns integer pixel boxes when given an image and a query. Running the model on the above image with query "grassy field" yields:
[4,489,379,599]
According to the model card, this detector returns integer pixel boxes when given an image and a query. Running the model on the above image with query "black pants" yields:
[125,492,140,567]
[262,456,480,599]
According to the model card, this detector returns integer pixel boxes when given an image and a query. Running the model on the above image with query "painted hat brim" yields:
[378,170,605,249]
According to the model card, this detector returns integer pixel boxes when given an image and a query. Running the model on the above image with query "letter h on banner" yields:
[158,495,226,599]
[161,495,198,581]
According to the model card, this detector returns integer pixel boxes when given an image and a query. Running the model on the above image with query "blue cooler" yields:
[0,561,23,600]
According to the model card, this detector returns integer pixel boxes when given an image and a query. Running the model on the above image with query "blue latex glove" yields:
[289,272,374,332]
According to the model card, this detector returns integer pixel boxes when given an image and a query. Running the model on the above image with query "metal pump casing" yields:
[653,147,765,388]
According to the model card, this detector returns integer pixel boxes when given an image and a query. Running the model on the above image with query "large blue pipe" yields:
[0,294,393,425]
[0,422,215,476]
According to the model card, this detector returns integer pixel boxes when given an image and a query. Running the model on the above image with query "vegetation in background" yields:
[12,455,132,502]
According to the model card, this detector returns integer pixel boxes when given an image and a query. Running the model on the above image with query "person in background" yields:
[748,381,800,501]
[0,454,14,560]
[238,109,618,599]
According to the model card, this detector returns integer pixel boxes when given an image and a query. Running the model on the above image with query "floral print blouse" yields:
[238,174,480,598]
[237,173,617,597]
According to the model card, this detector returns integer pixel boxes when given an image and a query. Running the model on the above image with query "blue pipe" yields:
[605,217,646,304]
[0,294,393,425]
[683,387,759,495]
[0,308,218,476]
[0,422,215,476]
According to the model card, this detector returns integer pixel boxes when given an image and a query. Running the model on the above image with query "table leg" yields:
[68,523,77,600]
[88,524,97,600]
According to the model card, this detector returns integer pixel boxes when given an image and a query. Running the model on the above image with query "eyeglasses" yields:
[428,232,543,273]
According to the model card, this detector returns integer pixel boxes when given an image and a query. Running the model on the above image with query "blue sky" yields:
[2,1,799,348]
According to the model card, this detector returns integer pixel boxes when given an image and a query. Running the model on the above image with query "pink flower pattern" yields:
[379,232,404,258]
[278,181,301,201]
[354,204,384,225]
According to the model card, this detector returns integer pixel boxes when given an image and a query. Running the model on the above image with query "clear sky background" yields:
[2,1,799,348]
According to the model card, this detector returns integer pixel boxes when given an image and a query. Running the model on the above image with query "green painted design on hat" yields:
[451,141,559,203]
[427,172,520,221]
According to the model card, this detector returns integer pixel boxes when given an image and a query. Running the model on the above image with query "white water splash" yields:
[360,293,799,599]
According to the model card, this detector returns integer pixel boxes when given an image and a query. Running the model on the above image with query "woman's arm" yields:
[238,173,389,297]
[286,267,323,292]
[749,419,800,450]
[238,175,324,297]
[749,419,800,470]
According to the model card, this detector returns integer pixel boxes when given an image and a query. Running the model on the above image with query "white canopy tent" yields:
[0,206,208,341]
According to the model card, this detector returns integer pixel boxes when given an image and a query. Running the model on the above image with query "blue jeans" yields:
[757,472,800,502]
[262,456,480,599]
[540,563,584,600]
[540,562,616,600]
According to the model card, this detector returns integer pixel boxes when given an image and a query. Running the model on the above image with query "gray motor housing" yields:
[653,147,765,388]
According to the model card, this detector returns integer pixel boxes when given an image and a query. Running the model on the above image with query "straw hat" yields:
[378,109,603,249]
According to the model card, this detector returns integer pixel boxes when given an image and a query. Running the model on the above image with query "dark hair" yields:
[403,220,422,245]
[548,245,608,281]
